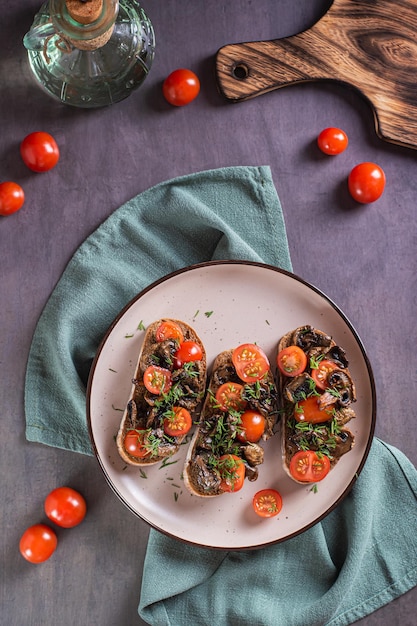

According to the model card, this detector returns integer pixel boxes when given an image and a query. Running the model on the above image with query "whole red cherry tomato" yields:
[162,69,200,106]
[19,524,58,563]
[20,131,60,172]
[0,181,25,216]
[348,162,386,203]
[44,486,87,528]
[317,127,349,155]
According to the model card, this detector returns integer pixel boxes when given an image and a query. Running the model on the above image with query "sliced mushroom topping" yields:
[243,462,259,482]
[243,442,264,466]
[292,325,333,351]
[327,369,356,406]
[284,372,315,403]
[325,345,349,369]
[191,452,221,494]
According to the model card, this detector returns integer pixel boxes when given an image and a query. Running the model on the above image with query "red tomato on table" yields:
[19,524,57,563]
[20,131,60,172]
[0,181,25,216]
[163,69,200,106]
[317,127,349,155]
[348,162,386,203]
[44,487,87,528]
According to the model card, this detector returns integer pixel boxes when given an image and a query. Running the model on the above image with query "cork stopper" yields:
[66,0,103,25]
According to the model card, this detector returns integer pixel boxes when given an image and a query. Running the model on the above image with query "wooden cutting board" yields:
[215,0,417,150]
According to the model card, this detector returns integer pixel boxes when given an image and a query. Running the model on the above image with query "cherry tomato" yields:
[19,524,57,563]
[252,489,283,518]
[44,487,87,528]
[174,341,203,367]
[155,321,184,343]
[311,359,338,391]
[295,396,333,424]
[0,181,25,216]
[317,127,348,155]
[143,365,172,395]
[163,406,192,437]
[277,345,307,377]
[237,410,265,443]
[348,162,386,203]
[20,131,60,172]
[232,344,270,383]
[215,382,247,412]
[289,450,331,483]
[218,454,245,493]
[163,68,200,106]
[124,429,151,458]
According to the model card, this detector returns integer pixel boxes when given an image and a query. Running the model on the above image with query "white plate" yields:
[87,261,375,549]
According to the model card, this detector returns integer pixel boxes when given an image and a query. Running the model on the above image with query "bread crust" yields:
[116,319,206,466]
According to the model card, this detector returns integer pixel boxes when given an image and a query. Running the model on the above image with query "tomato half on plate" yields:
[232,344,270,383]
[295,396,333,424]
[155,321,184,343]
[215,382,247,412]
[218,454,245,492]
[252,489,283,518]
[163,406,192,437]
[277,345,307,377]
[289,450,331,482]
[143,365,172,395]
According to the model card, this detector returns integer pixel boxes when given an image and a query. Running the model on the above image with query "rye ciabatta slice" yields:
[276,325,356,483]
[184,345,278,497]
[116,319,207,466]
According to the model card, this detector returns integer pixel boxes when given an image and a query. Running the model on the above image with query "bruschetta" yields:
[116,319,207,466]
[276,325,356,484]
[184,343,278,497]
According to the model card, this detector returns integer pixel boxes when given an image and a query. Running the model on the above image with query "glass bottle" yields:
[23,0,155,108]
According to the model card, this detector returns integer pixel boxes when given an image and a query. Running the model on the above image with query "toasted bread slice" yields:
[184,347,278,497]
[277,325,356,483]
[116,319,206,466]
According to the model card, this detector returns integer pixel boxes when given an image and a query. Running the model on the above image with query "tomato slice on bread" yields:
[174,341,203,367]
[237,410,265,443]
[289,450,330,482]
[277,345,307,377]
[217,454,245,492]
[215,382,247,412]
[163,406,192,437]
[155,320,184,343]
[124,429,151,458]
[232,344,270,382]
[295,396,334,424]
[311,359,339,390]
[143,365,172,395]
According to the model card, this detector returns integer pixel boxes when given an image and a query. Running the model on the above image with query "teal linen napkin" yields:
[24,166,417,625]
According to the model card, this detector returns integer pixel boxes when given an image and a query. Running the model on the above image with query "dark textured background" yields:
[1,1,416,624]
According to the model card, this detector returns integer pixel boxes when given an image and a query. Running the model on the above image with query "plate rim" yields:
[86,260,377,550]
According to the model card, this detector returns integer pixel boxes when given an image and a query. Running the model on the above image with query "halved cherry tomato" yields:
[218,454,245,493]
[163,69,200,107]
[237,410,265,443]
[215,382,247,412]
[252,489,283,518]
[317,127,348,155]
[143,365,172,394]
[277,345,307,377]
[232,344,270,383]
[19,524,57,563]
[348,162,386,203]
[0,181,25,216]
[295,396,333,424]
[163,406,192,437]
[311,359,338,390]
[44,487,87,528]
[155,321,184,343]
[174,341,203,367]
[20,131,60,172]
[289,450,330,482]
[124,429,151,458]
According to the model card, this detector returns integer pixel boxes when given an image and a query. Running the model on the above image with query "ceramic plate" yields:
[87,261,376,549]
